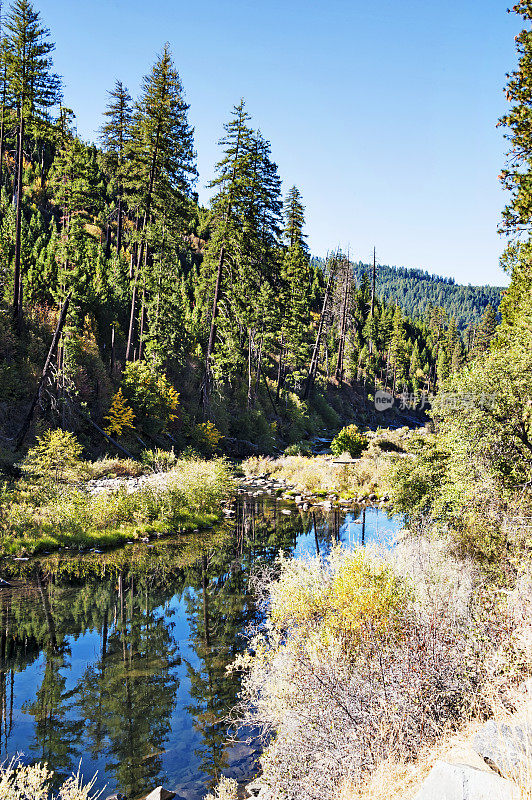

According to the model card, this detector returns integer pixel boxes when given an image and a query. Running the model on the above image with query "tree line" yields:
[0,0,499,450]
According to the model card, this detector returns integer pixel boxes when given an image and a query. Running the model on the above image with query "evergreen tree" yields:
[473,304,498,355]
[5,0,61,329]
[100,80,132,254]
[199,99,254,399]
[499,1,532,236]
[125,43,196,362]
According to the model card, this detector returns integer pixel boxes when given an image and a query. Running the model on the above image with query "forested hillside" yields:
[312,257,502,331]
[354,261,502,331]
[0,0,500,461]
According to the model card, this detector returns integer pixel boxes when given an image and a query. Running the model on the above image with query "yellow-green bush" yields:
[331,425,369,459]
[269,548,407,651]
[193,421,223,455]
[104,388,136,438]
[120,361,180,434]
[23,429,83,484]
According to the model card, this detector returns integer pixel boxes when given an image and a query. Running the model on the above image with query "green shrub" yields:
[141,447,178,472]
[23,429,83,483]
[331,425,368,458]
[284,441,312,456]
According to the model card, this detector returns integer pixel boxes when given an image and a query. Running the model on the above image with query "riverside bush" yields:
[23,429,83,484]
[232,545,508,800]
[141,447,178,472]
[331,425,369,459]
[0,760,97,800]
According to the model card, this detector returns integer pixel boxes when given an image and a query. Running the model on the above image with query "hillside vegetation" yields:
[0,1,499,465]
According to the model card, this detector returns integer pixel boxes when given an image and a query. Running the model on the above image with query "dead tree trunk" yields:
[14,293,71,451]
[371,246,376,317]
[334,261,350,384]
[303,272,333,400]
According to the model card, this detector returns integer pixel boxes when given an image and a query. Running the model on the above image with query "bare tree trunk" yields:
[247,329,253,408]
[138,287,146,361]
[110,324,115,374]
[126,126,160,361]
[334,263,350,383]
[371,246,376,317]
[303,272,333,400]
[117,197,123,254]
[203,244,225,416]
[105,224,112,260]
[276,336,284,402]
[14,293,71,450]
[254,334,263,394]
[125,280,138,362]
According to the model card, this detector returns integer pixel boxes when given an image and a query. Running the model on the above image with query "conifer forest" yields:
[2,2,532,800]
[0,1,503,456]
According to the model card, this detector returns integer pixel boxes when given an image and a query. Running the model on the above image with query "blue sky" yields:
[35,0,521,286]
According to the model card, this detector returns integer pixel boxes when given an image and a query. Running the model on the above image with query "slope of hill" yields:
[313,258,503,331]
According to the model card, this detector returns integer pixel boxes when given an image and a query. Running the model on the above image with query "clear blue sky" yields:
[35,0,520,286]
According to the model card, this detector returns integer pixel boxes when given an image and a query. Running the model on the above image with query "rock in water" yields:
[145,788,177,800]
[105,794,126,800]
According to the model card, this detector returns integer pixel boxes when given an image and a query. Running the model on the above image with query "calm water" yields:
[0,495,403,800]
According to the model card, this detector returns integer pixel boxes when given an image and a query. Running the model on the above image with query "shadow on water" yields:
[0,494,403,800]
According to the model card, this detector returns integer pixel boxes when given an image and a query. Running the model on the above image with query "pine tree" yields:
[124,43,196,362]
[499,2,532,235]
[473,304,498,355]
[100,80,132,255]
[5,0,61,330]
[284,185,308,252]
[200,99,254,400]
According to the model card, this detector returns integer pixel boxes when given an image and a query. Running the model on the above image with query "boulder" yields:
[413,759,520,800]
[144,788,177,800]
[472,719,532,779]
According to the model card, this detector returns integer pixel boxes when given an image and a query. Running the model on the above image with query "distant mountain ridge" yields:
[312,257,503,331]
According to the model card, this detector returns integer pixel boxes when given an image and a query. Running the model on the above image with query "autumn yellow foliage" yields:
[269,547,407,651]
[194,421,223,455]
[104,388,135,438]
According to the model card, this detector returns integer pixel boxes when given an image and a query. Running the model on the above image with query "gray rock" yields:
[105,794,126,800]
[413,760,520,800]
[473,719,532,779]
[144,788,177,800]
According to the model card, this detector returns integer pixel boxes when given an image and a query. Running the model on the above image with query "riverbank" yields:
[216,530,532,800]
[242,426,416,503]
[0,457,235,557]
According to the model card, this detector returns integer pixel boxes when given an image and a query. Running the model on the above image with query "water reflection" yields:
[0,497,402,800]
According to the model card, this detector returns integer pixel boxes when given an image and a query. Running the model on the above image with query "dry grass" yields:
[84,456,144,479]
[339,695,532,800]
[242,428,413,498]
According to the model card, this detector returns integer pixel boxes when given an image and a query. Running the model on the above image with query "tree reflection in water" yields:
[0,495,387,799]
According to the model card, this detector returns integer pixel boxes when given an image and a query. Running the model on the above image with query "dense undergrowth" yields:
[0,456,234,556]
[212,538,532,800]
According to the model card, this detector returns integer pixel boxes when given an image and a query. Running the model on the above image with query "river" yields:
[0,493,403,800]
